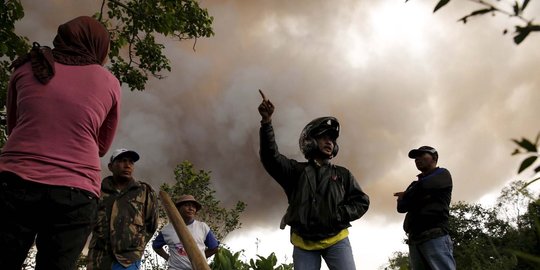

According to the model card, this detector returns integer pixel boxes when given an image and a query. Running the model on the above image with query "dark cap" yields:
[408,146,438,159]
[110,148,140,163]
[175,194,202,211]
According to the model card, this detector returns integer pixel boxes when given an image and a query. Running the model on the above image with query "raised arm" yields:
[258,89,274,124]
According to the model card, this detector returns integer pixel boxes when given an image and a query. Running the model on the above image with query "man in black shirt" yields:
[394,146,456,270]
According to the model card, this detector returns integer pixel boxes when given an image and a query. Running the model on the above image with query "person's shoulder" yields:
[333,164,353,174]
[55,63,120,88]
[437,167,451,176]
[137,181,156,192]
[11,61,32,73]
[197,220,210,226]
[96,66,121,89]
[195,220,211,230]
[427,167,452,182]
[83,64,114,75]
[158,223,175,235]
[100,176,114,191]
[10,62,33,80]
[136,180,152,187]
[134,181,157,197]
[80,64,120,87]
[299,161,309,167]
[162,222,174,230]
[333,164,348,169]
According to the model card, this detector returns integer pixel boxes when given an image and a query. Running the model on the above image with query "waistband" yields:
[407,227,448,244]
[0,171,98,200]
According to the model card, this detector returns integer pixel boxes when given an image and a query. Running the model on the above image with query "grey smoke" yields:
[15,0,540,238]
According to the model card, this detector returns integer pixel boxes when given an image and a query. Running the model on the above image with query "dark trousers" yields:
[0,172,98,270]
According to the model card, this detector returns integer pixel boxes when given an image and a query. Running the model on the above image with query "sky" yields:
[14,0,540,269]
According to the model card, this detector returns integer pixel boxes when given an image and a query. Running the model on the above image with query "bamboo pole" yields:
[159,190,210,270]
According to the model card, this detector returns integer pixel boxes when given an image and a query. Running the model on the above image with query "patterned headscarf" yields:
[11,16,110,84]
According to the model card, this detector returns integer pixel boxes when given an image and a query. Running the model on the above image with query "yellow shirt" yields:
[291,229,349,250]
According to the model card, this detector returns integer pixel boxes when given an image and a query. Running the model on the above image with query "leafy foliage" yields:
[249,252,294,270]
[100,0,214,91]
[210,247,250,270]
[210,247,293,270]
[0,0,30,107]
[512,132,540,178]
[383,251,410,270]
[406,0,540,44]
[449,202,518,269]
[160,160,247,241]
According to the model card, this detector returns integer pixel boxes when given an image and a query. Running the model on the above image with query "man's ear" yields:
[108,162,113,172]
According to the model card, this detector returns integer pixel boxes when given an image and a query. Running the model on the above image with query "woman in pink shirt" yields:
[0,16,121,270]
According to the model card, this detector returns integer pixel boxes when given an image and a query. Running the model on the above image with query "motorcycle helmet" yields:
[299,116,340,159]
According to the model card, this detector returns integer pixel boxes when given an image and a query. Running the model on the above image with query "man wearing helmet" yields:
[257,90,370,270]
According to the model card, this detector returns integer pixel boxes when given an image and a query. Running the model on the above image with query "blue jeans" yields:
[0,172,97,270]
[409,234,456,270]
[293,237,356,270]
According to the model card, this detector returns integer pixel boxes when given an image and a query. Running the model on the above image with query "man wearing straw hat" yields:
[153,194,219,269]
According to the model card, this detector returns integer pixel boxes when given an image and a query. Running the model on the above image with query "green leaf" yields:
[513,1,520,16]
[434,0,451,13]
[518,156,537,173]
[514,25,531,44]
[470,8,495,16]
[0,44,7,55]
[512,138,537,152]
[514,24,540,44]
[457,7,495,23]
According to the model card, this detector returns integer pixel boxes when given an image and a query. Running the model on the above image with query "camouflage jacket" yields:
[88,176,158,268]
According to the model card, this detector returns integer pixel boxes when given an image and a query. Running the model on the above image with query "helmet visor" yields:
[311,118,339,140]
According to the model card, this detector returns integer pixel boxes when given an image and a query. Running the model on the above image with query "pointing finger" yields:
[259,89,267,101]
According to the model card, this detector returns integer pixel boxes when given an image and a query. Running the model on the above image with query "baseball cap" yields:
[408,146,438,159]
[110,148,140,163]
[175,194,202,211]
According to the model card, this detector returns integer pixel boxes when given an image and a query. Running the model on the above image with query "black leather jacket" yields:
[259,122,370,241]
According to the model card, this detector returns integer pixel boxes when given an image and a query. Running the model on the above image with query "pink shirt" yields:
[0,62,121,197]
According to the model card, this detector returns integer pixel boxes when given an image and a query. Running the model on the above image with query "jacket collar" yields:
[101,175,140,193]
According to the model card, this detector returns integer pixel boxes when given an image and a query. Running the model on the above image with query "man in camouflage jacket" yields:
[87,149,158,270]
